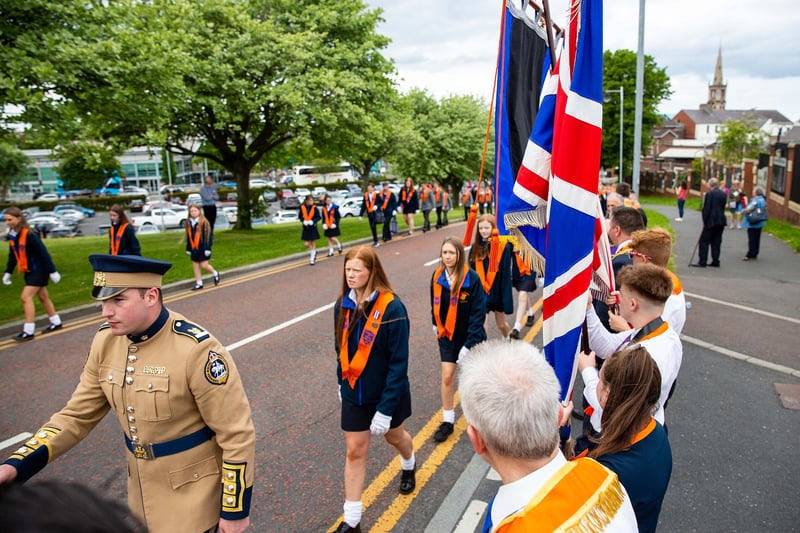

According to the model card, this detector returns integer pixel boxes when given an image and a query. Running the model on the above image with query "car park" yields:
[345,183,362,195]
[271,210,299,224]
[27,213,64,232]
[279,189,300,209]
[54,209,85,225]
[122,186,150,196]
[131,208,187,230]
[330,191,348,204]
[312,187,329,202]
[159,185,184,195]
[48,225,81,238]
[36,193,61,202]
[295,187,312,200]
[249,179,269,188]
[186,193,202,205]
[338,197,364,217]
[262,189,277,202]
[218,180,237,189]
[136,224,162,235]
[221,205,238,224]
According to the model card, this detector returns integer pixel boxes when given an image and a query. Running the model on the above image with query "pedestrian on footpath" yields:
[2,206,63,341]
[460,340,638,532]
[430,237,486,444]
[692,178,727,268]
[200,175,220,237]
[359,183,381,247]
[334,246,416,533]
[578,345,672,533]
[741,186,767,261]
[322,194,343,256]
[299,194,321,265]
[186,204,219,289]
[433,182,444,229]
[461,185,474,221]
[468,215,513,338]
[399,177,418,236]
[675,179,688,221]
[378,183,396,243]
[108,204,141,256]
[509,250,538,339]
[0,254,256,533]
[420,183,434,233]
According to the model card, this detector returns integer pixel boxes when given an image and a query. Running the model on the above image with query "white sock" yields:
[443,409,455,424]
[23,322,35,335]
[526,309,534,317]
[513,321,521,331]
[343,500,362,528]
[400,452,416,471]
[49,314,62,326]
[212,270,218,276]
[329,248,334,254]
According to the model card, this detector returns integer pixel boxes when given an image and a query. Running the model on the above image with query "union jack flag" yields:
[501,0,608,403]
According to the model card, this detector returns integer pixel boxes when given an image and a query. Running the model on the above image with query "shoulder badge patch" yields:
[204,350,229,385]
[173,320,211,343]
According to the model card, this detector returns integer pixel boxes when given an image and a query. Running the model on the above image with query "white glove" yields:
[457,346,469,363]
[49,272,61,284]
[370,411,392,436]
[323,224,328,230]
[536,276,545,288]
[204,250,211,257]
[186,250,192,255]
[359,216,363,220]
[2,273,11,286]
[338,384,342,402]
[392,210,397,216]
[372,206,378,212]
[330,224,336,229]
[432,324,438,336]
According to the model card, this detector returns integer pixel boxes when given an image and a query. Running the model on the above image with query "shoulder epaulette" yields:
[172,319,211,343]
[98,322,111,331]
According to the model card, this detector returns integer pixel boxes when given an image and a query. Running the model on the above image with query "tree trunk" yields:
[233,164,252,230]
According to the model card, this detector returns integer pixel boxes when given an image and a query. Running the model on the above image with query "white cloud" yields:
[368,0,800,122]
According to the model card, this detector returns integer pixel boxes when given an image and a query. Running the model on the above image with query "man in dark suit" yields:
[694,178,728,267]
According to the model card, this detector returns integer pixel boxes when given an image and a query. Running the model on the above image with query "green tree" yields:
[0,143,30,200]
[716,116,766,166]
[55,142,122,191]
[602,50,672,178]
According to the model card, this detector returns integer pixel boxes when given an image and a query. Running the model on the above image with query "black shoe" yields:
[338,244,343,255]
[192,283,204,291]
[334,521,361,533]
[42,323,63,334]
[709,262,720,267]
[14,331,34,342]
[433,421,454,443]
[509,328,520,340]
[213,272,220,286]
[690,263,707,268]
[399,465,416,494]
[525,315,535,327]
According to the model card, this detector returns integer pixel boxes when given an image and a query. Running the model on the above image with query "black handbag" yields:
[746,205,767,224]
[374,209,385,224]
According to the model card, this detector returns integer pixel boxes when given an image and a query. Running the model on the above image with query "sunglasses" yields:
[628,250,652,261]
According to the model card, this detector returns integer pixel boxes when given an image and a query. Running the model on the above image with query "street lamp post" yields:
[604,86,624,183]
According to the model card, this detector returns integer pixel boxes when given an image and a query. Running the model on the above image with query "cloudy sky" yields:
[366,0,800,121]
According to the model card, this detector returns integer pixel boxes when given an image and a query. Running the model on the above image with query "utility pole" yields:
[631,0,646,196]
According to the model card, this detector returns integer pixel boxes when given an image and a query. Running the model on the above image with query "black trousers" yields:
[464,207,470,220]
[368,218,379,244]
[443,209,449,226]
[202,205,217,228]
[698,225,724,265]
[382,216,392,241]
[435,207,443,228]
[422,210,431,231]
[746,227,762,258]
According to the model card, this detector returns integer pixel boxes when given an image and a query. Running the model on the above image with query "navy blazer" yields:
[430,268,487,351]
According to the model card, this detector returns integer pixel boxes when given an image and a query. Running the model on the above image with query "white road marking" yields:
[424,258,440,266]
[226,302,335,352]
[0,432,32,452]
[681,334,800,378]
[684,291,800,325]
[486,468,501,481]
[453,500,488,533]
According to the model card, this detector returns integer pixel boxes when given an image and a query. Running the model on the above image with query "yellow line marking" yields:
[522,296,544,344]
[327,392,462,533]
[369,417,468,533]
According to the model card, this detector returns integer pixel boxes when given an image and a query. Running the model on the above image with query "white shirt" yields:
[489,453,638,532]
[663,290,686,334]
[585,307,683,429]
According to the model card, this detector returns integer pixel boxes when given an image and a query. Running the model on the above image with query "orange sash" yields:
[477,191,485,203]
[380,193,391,210]
[485,190,493,202]
[667,270,682,295]
[515,252,531,277]
[186,220,204,250]
[475,257,496,294]
[401,187,414,203]
[109,223,129,255]
[434,189,442,203]
[301,204,316,222]
[443,192,449,207]
[9,228,29,273]
[462,192,470,204]
[340,292,395,388]
[421,189,430,203]
[495,458,624,533]
[364,192,376,211]
[322,206,336,227]
[433,265,468,340]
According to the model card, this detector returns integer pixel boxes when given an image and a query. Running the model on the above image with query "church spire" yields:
[713,45,723,85]
[701,45,726,111]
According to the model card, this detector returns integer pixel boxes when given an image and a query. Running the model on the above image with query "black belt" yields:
[124,426,215,460]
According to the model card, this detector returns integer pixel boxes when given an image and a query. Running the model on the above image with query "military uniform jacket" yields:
[4,308,256,533]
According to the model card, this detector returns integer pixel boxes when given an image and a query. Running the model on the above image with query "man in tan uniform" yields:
[0,254,255,533]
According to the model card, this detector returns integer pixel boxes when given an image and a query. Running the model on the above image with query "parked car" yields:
[48,225,81,238]
[330,191,348,205]
[36,193,60,202]
[279,189,300,209]
[221,205,238,224]
[338,197,364,218]
[129,199,145,213]
[249,179,269,188]
[136,224,163,235]
[122,186,149,197]
[312,187,329,203]
[186,193,202,206]
[159,185,184,195]
[27,213,64,233]
[218,180,237,189]
[55,202,96,218]
[271,210,299,224]
[345,183,362,195]
[262,189,277,202]
[295,187,312,200]
[54,209,85,225]
[131,208,187,230]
